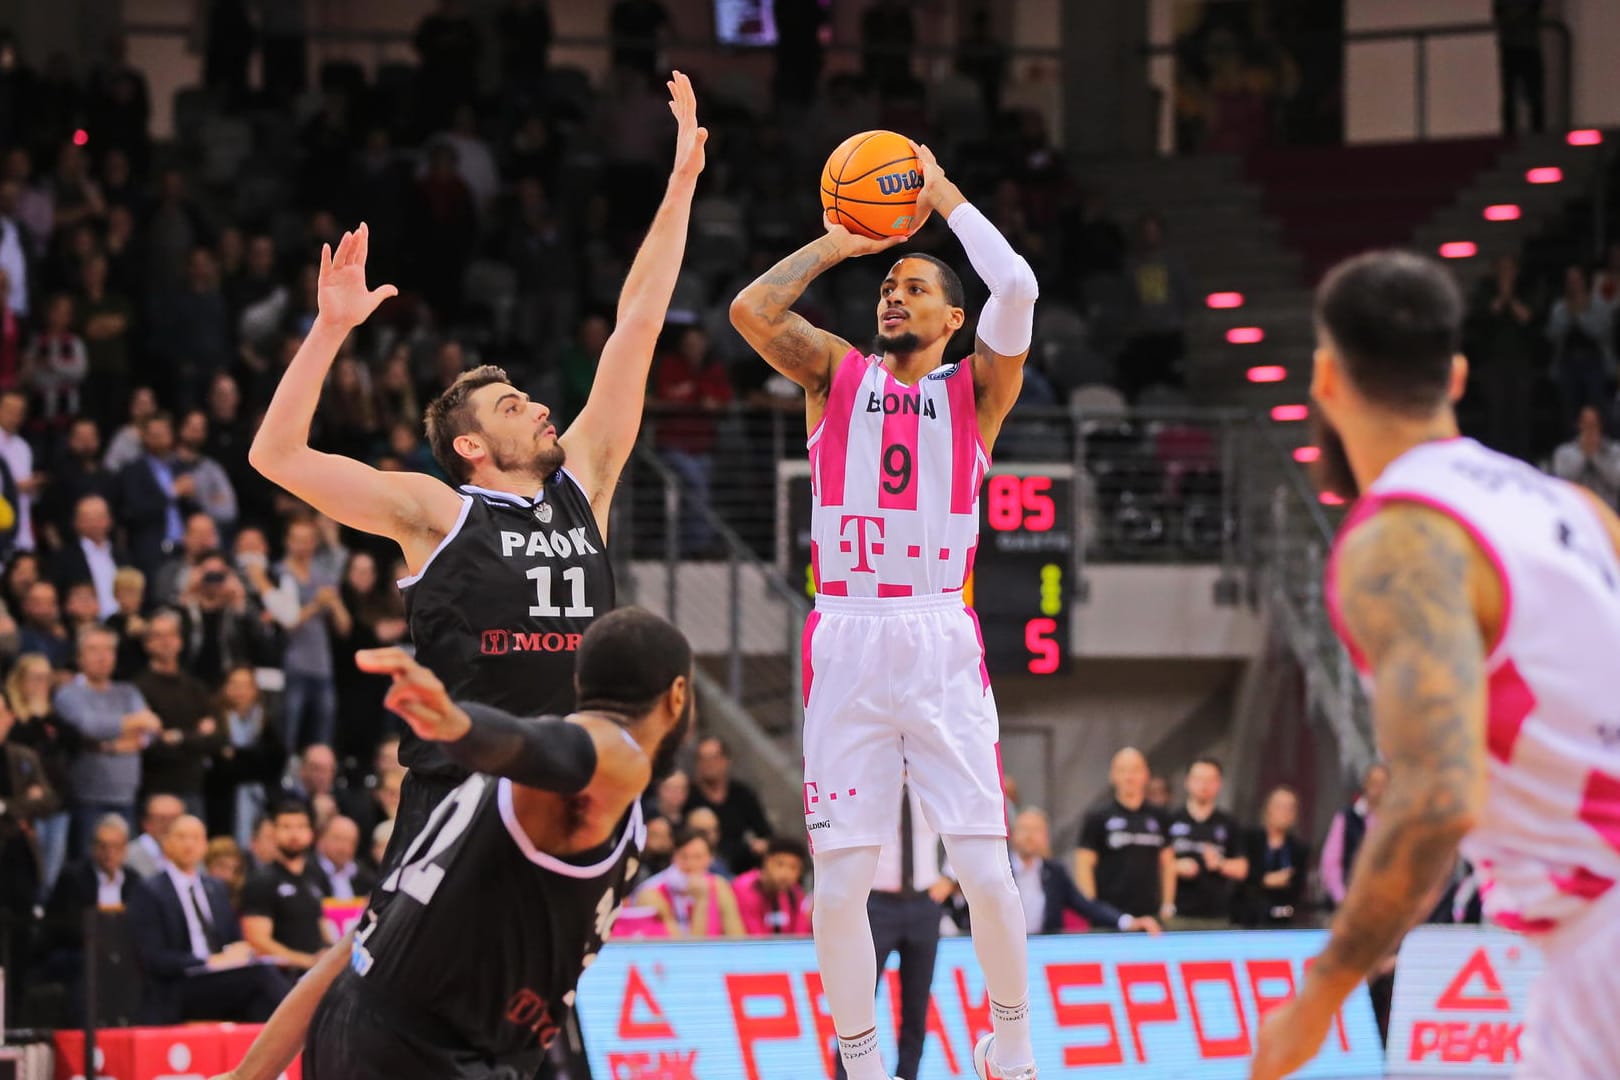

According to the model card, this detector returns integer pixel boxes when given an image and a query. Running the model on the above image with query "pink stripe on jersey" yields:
[877,583,914,598]
[878,372,922,512]
[1486,660,1536,764]
[1578,769,1620,855]
[801,611,821,707]
[816,349,868,509]
[1549,866,1615,900]
[993,742,1008,831]
[946,361,983,515]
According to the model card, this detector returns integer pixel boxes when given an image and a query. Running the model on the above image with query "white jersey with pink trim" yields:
[807,349,988,598]
[1327,437,1620,935]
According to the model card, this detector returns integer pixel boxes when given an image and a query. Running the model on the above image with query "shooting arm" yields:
[729,236,854,397]
[1309,506,1488,999]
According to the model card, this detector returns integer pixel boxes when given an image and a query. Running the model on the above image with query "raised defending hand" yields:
[318,223,399,332]
[355,647,470,742]
[667,70,708,184]
[822,212,911,259]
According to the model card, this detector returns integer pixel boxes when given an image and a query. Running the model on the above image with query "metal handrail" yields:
[1145,18,1575,141]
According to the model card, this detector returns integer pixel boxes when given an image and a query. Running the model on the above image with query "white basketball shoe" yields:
[972,1034,1037,1080]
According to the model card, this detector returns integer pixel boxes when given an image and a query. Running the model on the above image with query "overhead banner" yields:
[575,931,1382,1080]
[1386,926,1544,1076]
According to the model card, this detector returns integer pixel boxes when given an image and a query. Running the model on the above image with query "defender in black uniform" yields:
[305,608,694,1079]
[232,73,707,1080]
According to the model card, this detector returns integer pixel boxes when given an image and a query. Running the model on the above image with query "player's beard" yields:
[648,691,694,784]
[872,330,922,357]
[1311,408,1360,501]
[491,433,566,481]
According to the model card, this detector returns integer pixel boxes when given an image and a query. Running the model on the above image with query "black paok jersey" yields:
[349,771,645,1063]
[401,472,614,775]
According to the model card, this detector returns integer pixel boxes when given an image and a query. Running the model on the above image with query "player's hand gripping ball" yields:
[820,129,923,239]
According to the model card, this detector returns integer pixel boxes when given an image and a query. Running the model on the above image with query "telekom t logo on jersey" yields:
[839,514,886,572]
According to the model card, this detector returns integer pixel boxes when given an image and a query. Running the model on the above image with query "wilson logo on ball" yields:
[875,170,923,196]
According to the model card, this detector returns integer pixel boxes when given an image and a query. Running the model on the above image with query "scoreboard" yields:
[776,462,1074,675]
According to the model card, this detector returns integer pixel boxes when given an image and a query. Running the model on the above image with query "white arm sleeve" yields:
[948,201,1039,356]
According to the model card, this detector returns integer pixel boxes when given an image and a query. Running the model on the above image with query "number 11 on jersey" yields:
[527,566,594,617]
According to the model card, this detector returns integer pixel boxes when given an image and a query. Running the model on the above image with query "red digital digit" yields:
[1025,617,1059,674]
[987,475,1022,531]
[1021,476,1056,531]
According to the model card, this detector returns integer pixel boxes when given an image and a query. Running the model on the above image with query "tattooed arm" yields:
[730,221,904,422]
[1251,503,1491,1080]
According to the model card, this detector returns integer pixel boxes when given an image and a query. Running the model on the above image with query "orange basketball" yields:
[820,130,922,240]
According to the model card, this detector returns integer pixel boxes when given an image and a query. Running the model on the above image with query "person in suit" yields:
[41,813,142,1025]
[51,494,126,619]
[1009,809,1161,935]
[111,412,186,577]
[126,813,293,1023]
[314,814,375,901]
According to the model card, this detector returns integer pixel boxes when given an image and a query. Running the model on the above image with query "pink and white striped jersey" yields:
[807,349,988,598]
[1326,438,1620,935]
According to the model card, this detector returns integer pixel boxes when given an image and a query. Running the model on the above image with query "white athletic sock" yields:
[943,835,1035,1067]
[811,846,887,1079]
[837,1028,889,1080]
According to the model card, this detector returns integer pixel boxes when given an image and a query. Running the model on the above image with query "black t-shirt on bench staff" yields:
[240,858,333,954]
[1169,805,1242,919]
[1078,798,1169,918]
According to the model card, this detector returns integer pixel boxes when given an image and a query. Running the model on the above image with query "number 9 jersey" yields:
[315,772,646,1078]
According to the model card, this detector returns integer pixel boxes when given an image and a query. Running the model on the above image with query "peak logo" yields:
[1436,948,1512,1012]
[1389,930,1543,1071]
[480,630,583,655]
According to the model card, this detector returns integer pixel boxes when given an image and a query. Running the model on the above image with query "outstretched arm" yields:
[910,143,1039,442]
[248,225,461,571]
[562,72,706,531]
[1251,505,1488,1080]
[207,928,355,1080]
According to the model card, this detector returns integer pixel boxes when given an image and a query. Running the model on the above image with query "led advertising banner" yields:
[575,931,1383,1079]
[1386,926,1544,1076]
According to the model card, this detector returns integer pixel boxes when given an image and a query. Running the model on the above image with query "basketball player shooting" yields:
[730,144,1041,1080]
[216,73,705,1080]
[304,607,693,1079]
[1250,251,1620,1079]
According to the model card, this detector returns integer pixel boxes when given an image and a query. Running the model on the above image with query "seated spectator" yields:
[41,813,138,1024]
[209,666,284,849]
[634,827,746,938]
[1168,757,1248,930]
[7,651,78,900]
[1011,808,1159,935]
[731,836,811,936]
[126,792,184,879]
[632,815,674,889]
[127,814,293,1023]
[283,742,339,818]
[1236,785,1309,927]
[134,610,224,818]
[19,580,71,669]
[1075,747,1175,923]
[239,802,332,972]
[643,767,689,827]
[683,806,732,878]
[1551,405,1620,508]
[55,626,161,850]
[1320,762,1387,910]
[63,580,106,640]
[315,814,374,900]
[687,736,771,873]
[205,834,247,911]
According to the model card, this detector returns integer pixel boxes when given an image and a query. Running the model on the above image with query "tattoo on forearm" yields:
[739,239,845,374]
[1320,507,1487,978]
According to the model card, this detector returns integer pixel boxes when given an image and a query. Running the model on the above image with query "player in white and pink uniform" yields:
[1252,250,1620,1080]
[732,144,1039,1080]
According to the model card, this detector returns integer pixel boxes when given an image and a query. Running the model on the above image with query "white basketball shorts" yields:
[1519,882,1620,1077]
[800,591,1006,852]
